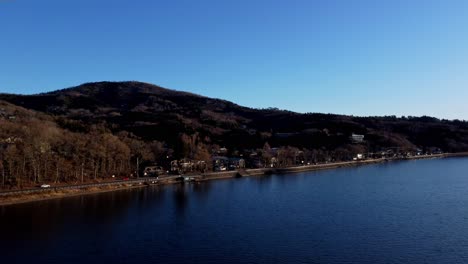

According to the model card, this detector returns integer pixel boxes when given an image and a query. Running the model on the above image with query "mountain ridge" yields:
[4,80,464,121]
[0,81,467,157]
[1,81,468,186]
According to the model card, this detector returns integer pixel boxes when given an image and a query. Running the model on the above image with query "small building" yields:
[270,157,278,167]
[143,166,165,177]
[350,133,365,143]
[217,147,228,155]
[212,156,229,171]
[353,153,365,160]
[228,157,246,170]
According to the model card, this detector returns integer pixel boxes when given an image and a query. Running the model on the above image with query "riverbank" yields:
[0,184,150,206]
[1,152,467,206]
[199,153,468,181]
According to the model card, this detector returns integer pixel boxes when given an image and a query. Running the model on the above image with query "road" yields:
[0,176,166,197]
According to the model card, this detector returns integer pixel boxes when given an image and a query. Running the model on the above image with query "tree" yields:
[261,142,272,167]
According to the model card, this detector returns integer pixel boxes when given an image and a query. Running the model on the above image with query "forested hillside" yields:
[1,81,467,188]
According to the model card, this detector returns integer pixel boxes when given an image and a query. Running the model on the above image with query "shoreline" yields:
[0,184,149,207]
[1,152,467,206]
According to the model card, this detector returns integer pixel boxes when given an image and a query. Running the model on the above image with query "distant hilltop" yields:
[0,81,467,186]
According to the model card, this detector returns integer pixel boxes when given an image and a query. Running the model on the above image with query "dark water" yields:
[2,157,468,264]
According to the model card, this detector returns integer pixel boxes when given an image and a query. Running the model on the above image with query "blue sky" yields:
[1,0,467,119]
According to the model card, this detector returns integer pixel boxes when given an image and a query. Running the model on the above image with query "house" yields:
[217,147,228,155]
[353,153,364,160]
[228,157,246,169]
[350,133,365,143]
[270,157,278,167]
[415,148,423,156]
[143,166,165,177]
[212,156,229,171]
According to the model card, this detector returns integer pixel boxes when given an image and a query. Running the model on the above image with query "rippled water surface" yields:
[2,157,468,264]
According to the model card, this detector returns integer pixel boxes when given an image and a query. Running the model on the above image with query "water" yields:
[2,157,468,264]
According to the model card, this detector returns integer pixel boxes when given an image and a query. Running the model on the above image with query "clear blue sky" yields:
[1,0,467,120]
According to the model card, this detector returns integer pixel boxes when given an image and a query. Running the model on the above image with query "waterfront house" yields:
[350,133,365,143]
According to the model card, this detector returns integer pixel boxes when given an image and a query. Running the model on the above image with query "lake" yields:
[2,157,468,264]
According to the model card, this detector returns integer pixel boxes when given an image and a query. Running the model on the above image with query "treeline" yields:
[0,115,169,188]
[0,113,366,189]
[0,102,225,189]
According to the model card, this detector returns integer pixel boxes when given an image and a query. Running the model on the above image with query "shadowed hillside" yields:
[1,81,467,188]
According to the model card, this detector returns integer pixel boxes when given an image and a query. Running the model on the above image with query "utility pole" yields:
[81,163,84,183]
[1,164,4,188]
[136,157,139,179]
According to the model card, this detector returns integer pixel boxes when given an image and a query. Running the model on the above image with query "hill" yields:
[1,81,467,187]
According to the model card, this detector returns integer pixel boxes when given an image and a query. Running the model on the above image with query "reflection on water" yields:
[2,157,468,264]
[173,184,188,211]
